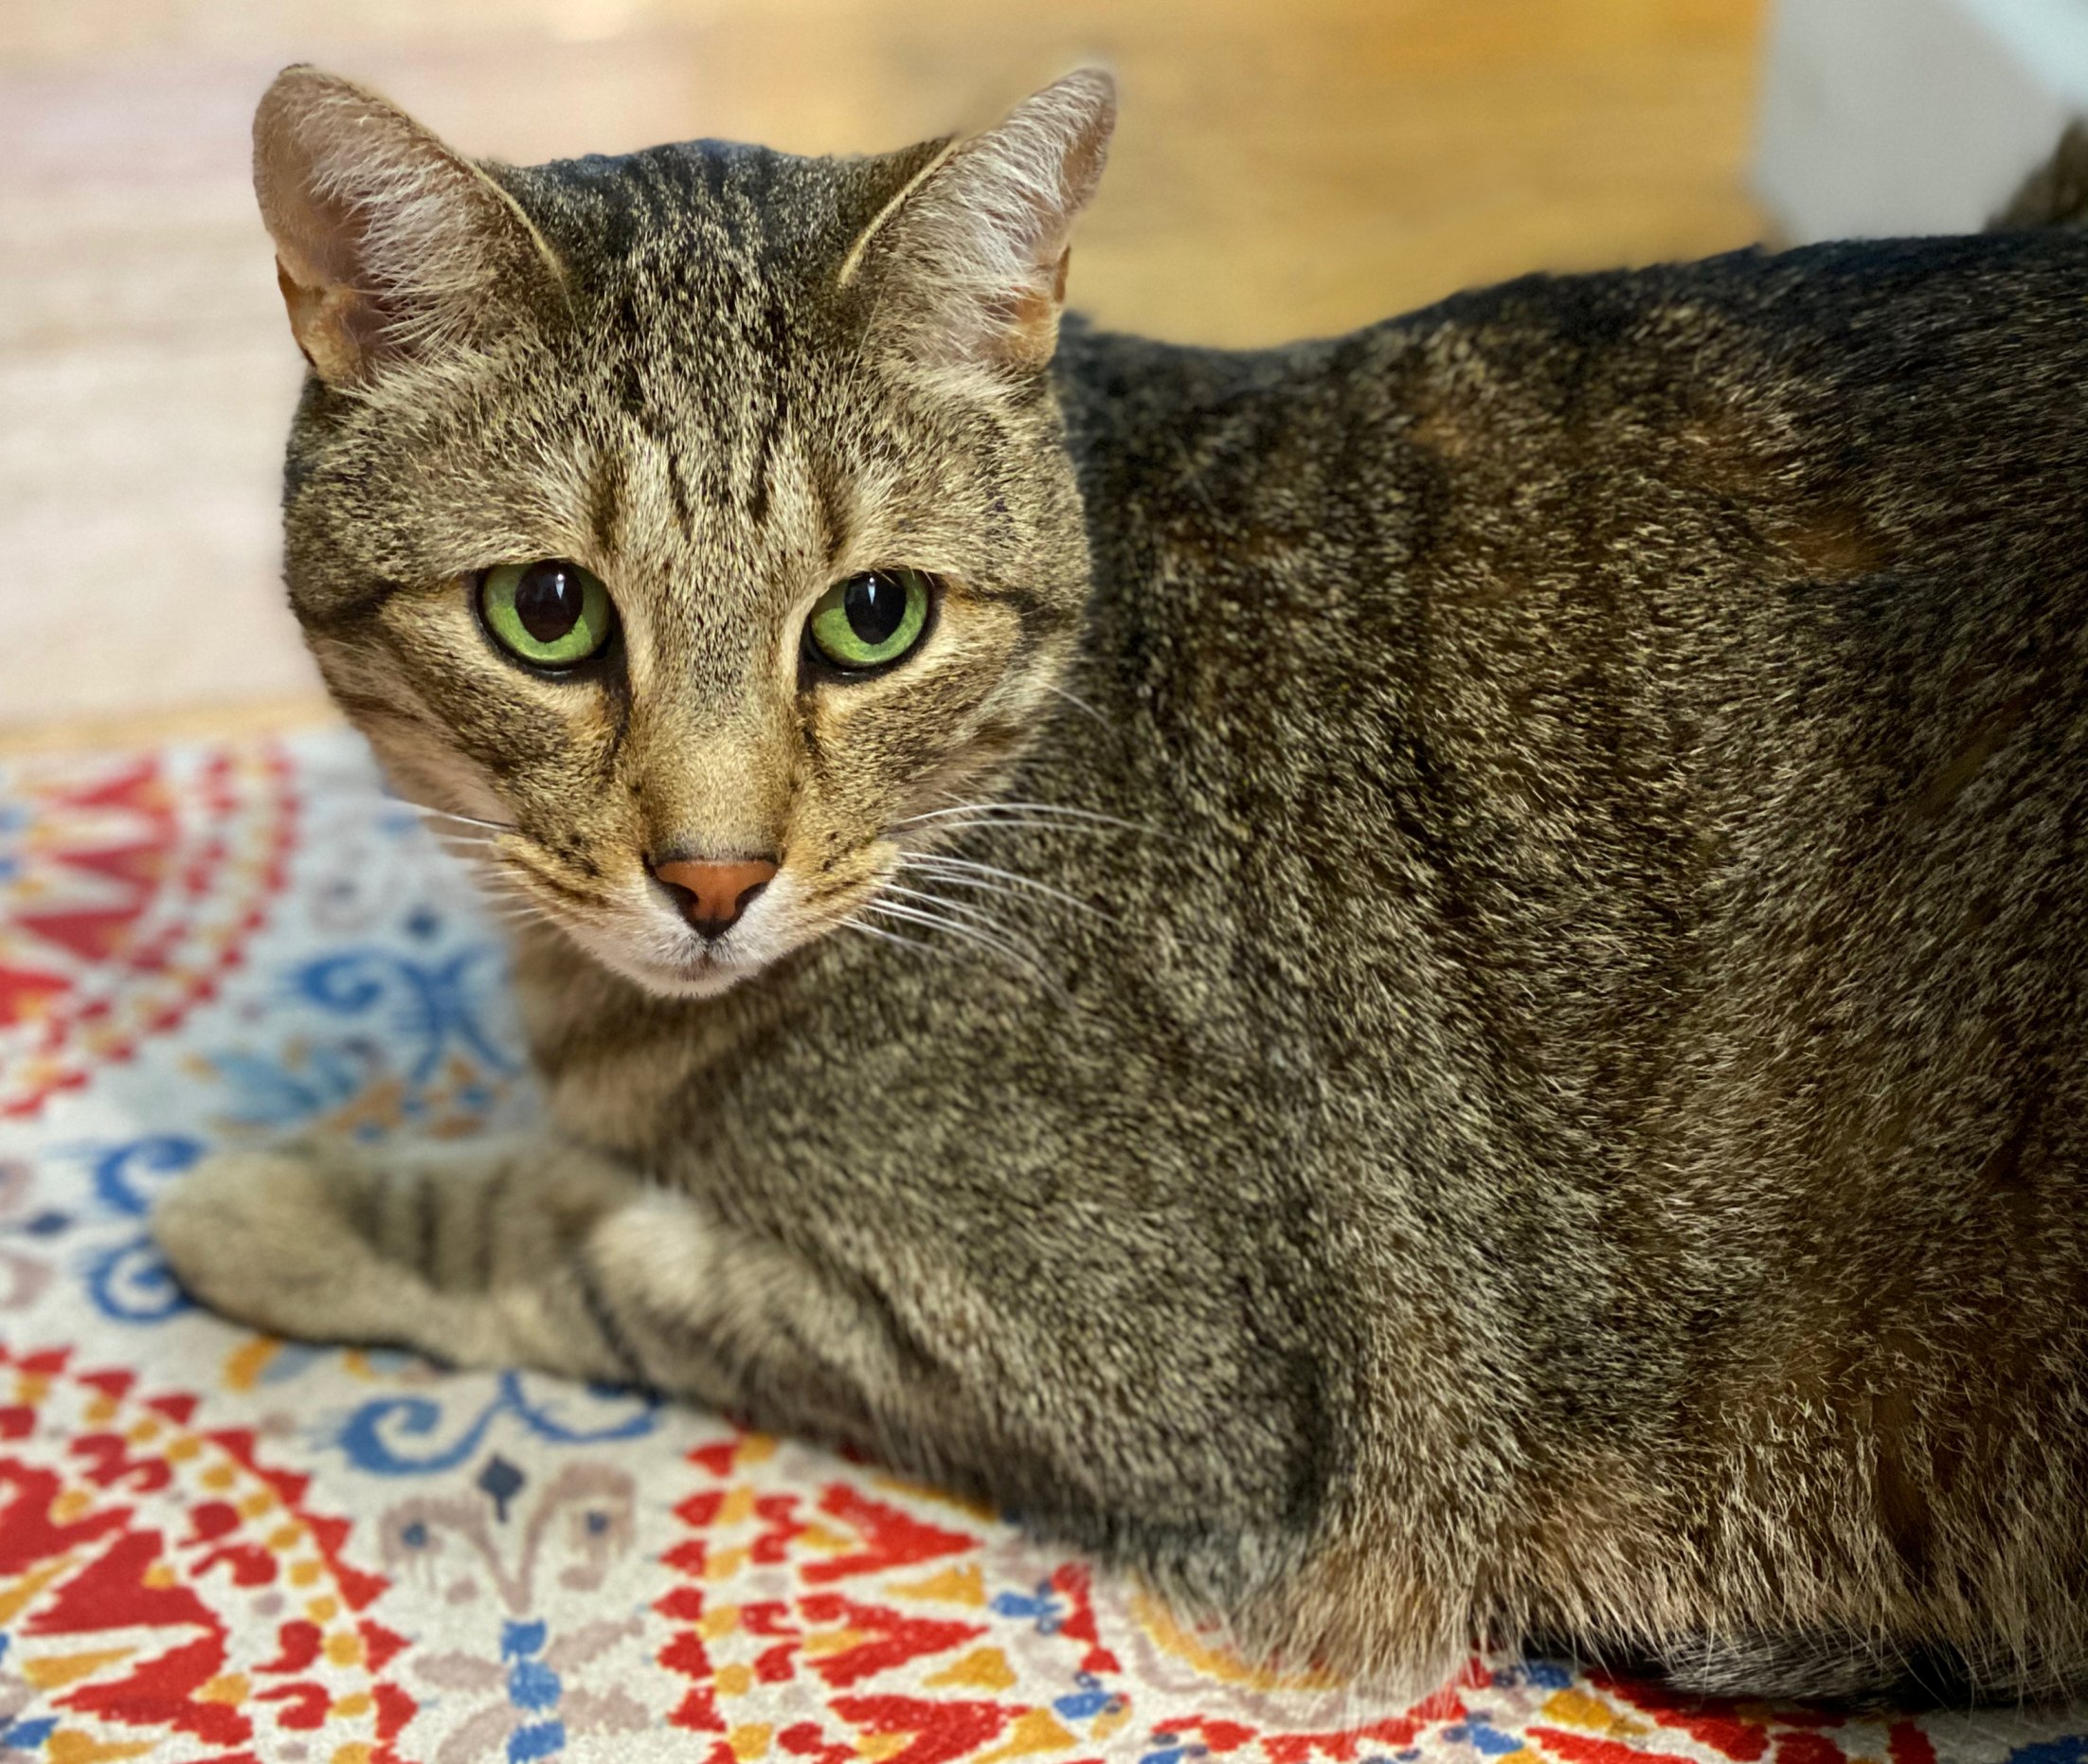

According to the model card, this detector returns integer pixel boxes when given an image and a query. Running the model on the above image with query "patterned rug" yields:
[1,729,2082,1764]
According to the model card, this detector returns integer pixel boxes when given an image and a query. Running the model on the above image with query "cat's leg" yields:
[150,1138,927,1431]
[153,1136,1348,1667]
[153,1137,681,1386]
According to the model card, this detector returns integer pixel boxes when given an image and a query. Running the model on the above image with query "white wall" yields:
[1756,0,2088,240]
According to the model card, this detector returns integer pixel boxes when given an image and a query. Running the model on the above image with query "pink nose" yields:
[652,855,778,939]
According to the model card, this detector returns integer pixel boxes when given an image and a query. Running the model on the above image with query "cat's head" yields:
[255,64,1113,997]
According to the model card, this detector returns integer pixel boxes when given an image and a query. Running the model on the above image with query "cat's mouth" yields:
[581,920,777,1000]
[627,897,800,999]
[658,942,735,985]
[485,849,801,1000]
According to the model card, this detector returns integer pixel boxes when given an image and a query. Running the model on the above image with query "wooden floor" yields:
[0,0,1769,746]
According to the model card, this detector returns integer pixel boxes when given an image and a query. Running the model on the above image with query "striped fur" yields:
[157,70,2088,1704]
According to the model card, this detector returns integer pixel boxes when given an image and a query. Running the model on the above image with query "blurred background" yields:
[3,0,2080,749]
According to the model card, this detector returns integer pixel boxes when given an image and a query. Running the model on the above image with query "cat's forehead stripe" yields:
[513,143,858,549]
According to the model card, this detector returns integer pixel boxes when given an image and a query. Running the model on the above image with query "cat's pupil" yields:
[514,561,585,643]
[844,572,908,647]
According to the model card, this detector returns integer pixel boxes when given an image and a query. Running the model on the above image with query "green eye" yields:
[805,568,934,673]
[478,559,616,668]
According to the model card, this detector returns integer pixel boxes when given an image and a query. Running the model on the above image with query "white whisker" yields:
[863,899,1064,998]
[472,894,534,919]
[980,800,1149,828]
[879,881,1033,935]
[897,799,1145,834]
[865,896,1030,958]
[900,853,1110,922]
[840,919,948,957]
[891,815,1139,849]
[391,800,516,833]
[898,868,1035,909]
[1043,681,1108,727]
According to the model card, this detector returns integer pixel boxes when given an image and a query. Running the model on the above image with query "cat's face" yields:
[258,67,1112,997]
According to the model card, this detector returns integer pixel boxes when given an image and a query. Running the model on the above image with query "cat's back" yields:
[1059,229,2088,616]
[1050,225,2088,1233]
[1053,227,2088,940]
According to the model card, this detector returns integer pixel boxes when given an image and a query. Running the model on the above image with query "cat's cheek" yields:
[372,729,512,828]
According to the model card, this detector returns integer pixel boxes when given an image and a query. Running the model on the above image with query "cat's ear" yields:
[842,69,1116,387]
[252,64,566,387]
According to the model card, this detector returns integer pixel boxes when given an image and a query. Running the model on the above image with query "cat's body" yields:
[155,67,2088,1704]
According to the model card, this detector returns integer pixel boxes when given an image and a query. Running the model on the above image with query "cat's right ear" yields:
[840,69,1116,393]
[252,65,566,387]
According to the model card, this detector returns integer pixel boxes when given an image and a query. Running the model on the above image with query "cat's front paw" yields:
[152,1144,411,1346]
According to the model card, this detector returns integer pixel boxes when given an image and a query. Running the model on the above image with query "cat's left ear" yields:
[842,69,1116,387]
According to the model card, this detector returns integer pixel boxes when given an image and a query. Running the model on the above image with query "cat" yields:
[153,63,2088,1705]
[1994,121,2088,231]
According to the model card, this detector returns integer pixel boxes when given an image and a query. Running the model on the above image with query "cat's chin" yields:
[542,920,770,1001]
[636,960,759,1000]
[616,950,765,1001]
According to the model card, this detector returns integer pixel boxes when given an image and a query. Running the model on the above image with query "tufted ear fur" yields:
[252,64,567,387]
[841,69,1116,389]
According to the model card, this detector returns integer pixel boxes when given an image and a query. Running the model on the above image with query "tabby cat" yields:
[153,63,2088,1704]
